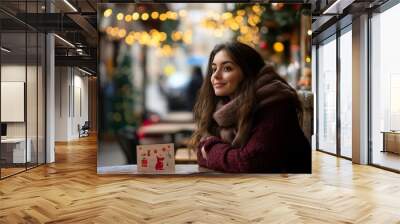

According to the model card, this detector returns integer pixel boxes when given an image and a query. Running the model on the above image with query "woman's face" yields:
[210,50,244,98]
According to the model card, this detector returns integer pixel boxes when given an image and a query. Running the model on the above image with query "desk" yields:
[1,138,31,163]
[381,131,400,154]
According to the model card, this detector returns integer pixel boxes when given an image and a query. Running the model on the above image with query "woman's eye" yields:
[224,66,232,72]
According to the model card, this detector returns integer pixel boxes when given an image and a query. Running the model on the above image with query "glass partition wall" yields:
[0,1,46,179]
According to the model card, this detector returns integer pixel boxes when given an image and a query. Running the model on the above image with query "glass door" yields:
[317,35,337,154]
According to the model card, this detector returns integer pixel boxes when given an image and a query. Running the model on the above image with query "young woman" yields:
[190,42,311,173]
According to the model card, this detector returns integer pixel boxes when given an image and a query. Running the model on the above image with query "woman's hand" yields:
[201,146,207,160]
[200,135,215,142]
[200,135,219,160]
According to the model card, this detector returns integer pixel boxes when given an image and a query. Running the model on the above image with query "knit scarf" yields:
[212,65,297,147]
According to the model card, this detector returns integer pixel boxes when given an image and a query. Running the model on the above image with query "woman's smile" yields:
[213,82,227,88]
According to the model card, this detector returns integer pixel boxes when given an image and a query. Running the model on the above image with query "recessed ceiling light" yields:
[1,47,11,53]
[323,0,354,15]
[78,67,92,76]
[63,0,78,12]
[54,34,75,48]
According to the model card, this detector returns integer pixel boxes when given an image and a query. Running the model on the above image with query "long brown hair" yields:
[189,42,302,149]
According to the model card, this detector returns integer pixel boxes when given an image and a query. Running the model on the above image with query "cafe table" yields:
[161,112,193,123]
[139,123,196,143]
[97,164,218,175]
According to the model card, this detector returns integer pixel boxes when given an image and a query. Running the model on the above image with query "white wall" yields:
[55,67,89,141]
[72,73,89,138]
[55,67,69,141]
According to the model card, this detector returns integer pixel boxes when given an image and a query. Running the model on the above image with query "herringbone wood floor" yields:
[1,135,400,224]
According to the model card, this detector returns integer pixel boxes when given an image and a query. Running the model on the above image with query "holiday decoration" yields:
[106,47,141,134]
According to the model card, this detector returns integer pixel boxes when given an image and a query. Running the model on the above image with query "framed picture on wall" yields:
[1,81,25,122]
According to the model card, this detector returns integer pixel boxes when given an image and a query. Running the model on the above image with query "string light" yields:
[125,35,135,45]
[252,4,261,14]
[125,14,132,22]
[240,26,249,34]
[237,10,246,16]
[170,12,178,20]
[273,42,284,53]
[235,16,243,23]
[104,9,112,17]
[159,13,167,21]
[166,11,173,19]
[230,23,239,31]
[110,27,118,37]
[105,26,112,35]
[221,12,233,20]
[116,13,124,21]
[132,12,139,20]
[118,29,126,38]
[172,31,183,41]
[110,10,193,22]
[141,13,149,21]
[151,11,159,19]
[160,32,167,41]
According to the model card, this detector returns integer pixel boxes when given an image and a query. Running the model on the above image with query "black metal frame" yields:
[336,18,341,158]
[367,10,372,166]
[315,43,319,151]
[0,19,2,179]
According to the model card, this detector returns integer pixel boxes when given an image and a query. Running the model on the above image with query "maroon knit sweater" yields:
[197,99,312,173]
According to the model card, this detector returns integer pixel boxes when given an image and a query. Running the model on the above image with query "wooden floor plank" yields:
[0,135,400,223]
